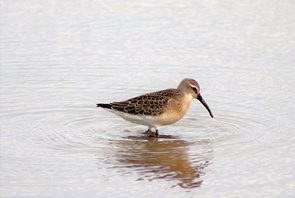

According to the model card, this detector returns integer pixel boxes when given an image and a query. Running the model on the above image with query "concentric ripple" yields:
[1,107,109,154]
[0,95,269,190]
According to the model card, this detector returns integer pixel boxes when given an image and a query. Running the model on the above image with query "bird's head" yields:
[178,78,213,118]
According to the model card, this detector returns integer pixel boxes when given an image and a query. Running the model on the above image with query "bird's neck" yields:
[180,94,193,114]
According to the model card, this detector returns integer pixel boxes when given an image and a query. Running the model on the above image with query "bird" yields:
[97,78,213,137]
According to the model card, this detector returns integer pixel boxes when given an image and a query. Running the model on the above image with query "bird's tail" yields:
[96,103,112,109]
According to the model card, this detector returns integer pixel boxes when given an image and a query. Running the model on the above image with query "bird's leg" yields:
[145,127,159,138]
[147,130,155,137]
[143,127,152,134]
[155,129,159,137]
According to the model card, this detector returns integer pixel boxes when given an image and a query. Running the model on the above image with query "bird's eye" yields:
[192,87,197,91]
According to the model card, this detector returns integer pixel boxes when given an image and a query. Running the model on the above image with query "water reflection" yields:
[108,136,212,188]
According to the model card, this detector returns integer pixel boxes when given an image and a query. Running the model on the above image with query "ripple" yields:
[183,104,268,150]
[212,113,267,145]
[1,106,116,155]
[3,104,215,190]
[0,95,275,190]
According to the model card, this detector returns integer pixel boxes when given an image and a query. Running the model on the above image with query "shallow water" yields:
[1,0,295,197]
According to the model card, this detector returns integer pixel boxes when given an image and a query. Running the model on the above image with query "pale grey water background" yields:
[1,0,295,197]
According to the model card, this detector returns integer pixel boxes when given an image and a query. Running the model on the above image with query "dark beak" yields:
[197,94,214,118]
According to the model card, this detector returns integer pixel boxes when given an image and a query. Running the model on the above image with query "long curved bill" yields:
[197,94,214,118]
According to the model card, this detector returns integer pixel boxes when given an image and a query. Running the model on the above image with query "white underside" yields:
[105,109,160,129]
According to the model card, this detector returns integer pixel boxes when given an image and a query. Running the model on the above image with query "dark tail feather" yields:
[97,103,112,109]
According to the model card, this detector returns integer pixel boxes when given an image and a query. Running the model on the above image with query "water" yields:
[1,0,295,197]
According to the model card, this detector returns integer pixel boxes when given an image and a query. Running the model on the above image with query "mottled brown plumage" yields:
[110,89,182,116]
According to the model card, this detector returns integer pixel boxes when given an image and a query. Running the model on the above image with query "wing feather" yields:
[110,89,180,116]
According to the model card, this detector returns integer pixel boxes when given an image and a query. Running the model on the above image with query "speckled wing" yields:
[110,89,179,116]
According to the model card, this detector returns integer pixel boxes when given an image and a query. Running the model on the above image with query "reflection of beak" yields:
[197,94,214,118]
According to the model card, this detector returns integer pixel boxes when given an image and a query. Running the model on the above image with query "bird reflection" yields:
[108,135,211,189]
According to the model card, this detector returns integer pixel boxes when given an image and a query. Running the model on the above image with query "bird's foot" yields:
[145,129,159,138]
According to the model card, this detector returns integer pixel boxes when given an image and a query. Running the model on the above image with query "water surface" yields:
[1,0,295,197]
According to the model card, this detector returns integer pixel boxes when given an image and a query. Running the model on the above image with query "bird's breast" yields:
[157,95,192,126]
